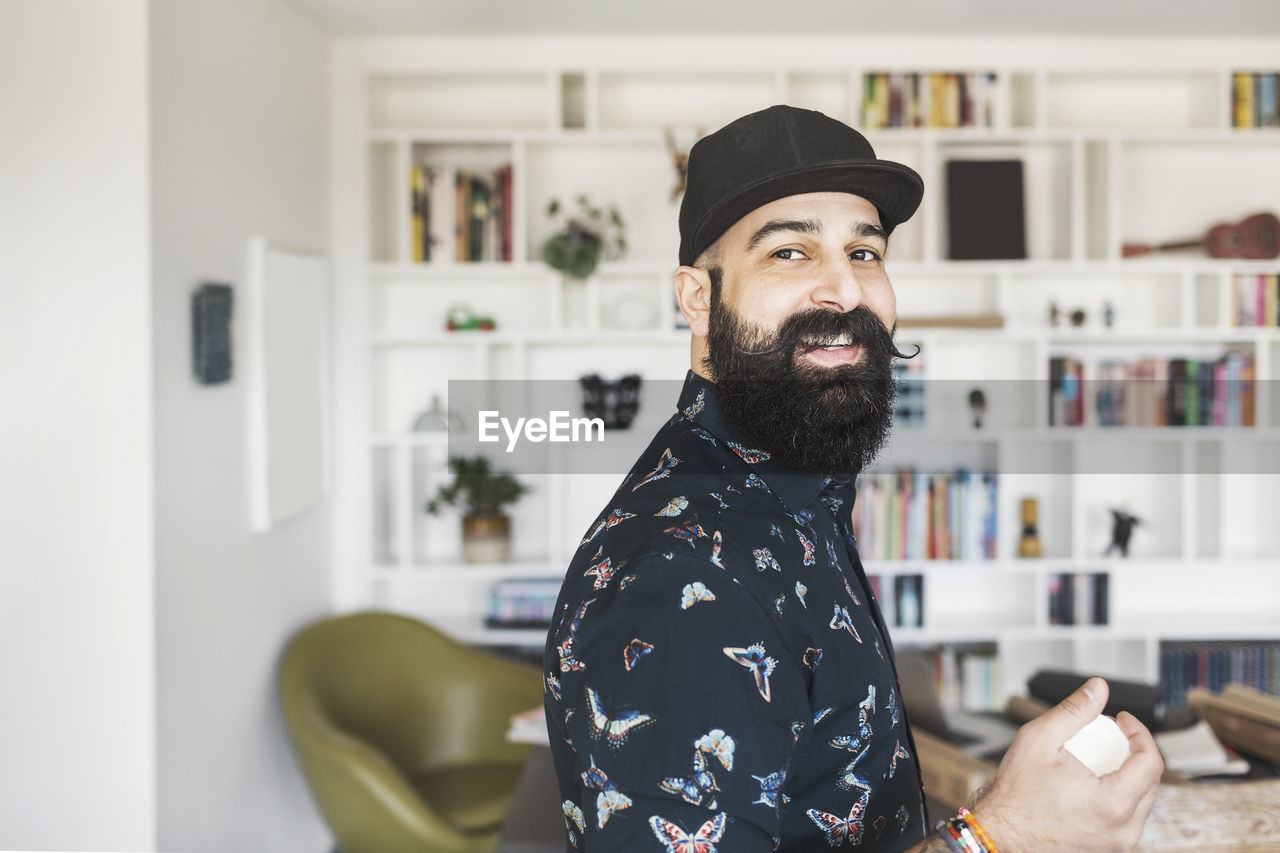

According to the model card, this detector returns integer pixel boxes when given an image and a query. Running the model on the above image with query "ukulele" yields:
[1122,211,1280,260]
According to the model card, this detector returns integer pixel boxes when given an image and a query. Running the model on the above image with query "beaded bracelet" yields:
[959,808,1000,852]
[934,807,999,853]
[932,818,970,853]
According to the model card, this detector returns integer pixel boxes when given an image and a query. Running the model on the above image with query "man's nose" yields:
[809,255,865,314]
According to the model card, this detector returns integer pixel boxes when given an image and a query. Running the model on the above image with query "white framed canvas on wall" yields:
[246,237,331,532]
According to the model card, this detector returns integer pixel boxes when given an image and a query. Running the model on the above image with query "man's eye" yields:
[772,248,805,260]
[850,248,882,261]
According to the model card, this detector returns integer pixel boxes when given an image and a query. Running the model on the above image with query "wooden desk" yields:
[914,729,1280,852]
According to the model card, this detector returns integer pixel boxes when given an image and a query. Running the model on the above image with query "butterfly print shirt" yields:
[543,372,929,852]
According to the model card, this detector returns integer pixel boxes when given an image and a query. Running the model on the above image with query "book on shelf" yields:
[468,175,491,261]
[853,469,997,561]
[410,164,428,263]
[912,645,1001,712]
[1160,640,1280,709]
[454,171,469,261]
[893,573,925,628]
[1233,272,1280,326]
[861,71,996,129]
[945,159,1026,260]
[1049,352,1256,427]
[892,359,926,428]
[1046,572,1109,626]
[497,163,513,263]
[410,162,514,263]
[1232,71,1280,129]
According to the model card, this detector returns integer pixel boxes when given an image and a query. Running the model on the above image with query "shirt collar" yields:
[676,370,842,516]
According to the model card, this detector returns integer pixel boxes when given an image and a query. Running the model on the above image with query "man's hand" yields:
[967,677,1164,853]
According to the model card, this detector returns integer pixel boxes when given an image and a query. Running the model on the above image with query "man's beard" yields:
[703,272,911,476]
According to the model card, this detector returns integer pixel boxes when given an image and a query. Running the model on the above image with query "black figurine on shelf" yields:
[1049,300,1061,327]
[1104,508,1143,558]
[1070,308,1087,327]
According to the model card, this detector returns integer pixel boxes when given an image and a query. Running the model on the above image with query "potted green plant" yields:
[540,194,627,279]
[968,387,987,429]
[426,456,529,563]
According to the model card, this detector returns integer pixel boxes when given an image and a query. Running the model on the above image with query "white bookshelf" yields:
[330,37,1280,707]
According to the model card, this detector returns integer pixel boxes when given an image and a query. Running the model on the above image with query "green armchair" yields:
[279,611,544,853]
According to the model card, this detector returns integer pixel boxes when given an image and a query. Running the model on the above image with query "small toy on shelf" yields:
[445,304,496,332]
[1104,507,1143,558]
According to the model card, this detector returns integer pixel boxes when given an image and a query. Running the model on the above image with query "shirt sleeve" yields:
[550,551,811,851]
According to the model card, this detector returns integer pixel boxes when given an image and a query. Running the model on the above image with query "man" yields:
[542,105,1162,852]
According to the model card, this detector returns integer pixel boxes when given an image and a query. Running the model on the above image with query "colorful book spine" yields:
[1050,352,1256,428]
[893,574,924,628]
[454,171,470,261]
[1242,357,1256,426]
[853,469,998,561]
[913,647,1001,712]
[497,163,514,262]
[860,71,998,129]
[1051,357,1084,426]
[410,162,514,264]
[1259,73,1280,126]
[427,166,457,262]
[1160,640,1280,708]
[1232,71,1280,128]
[1234,71,1255,128]
[1261,72,1279,128]
[410,164,428,263]
[893,360,926,427]
[1048,572,1109,626]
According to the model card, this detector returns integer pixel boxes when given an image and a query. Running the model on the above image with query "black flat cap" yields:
[678,105,924,267]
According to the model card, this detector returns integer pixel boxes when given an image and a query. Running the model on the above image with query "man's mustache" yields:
[731,306,912,360]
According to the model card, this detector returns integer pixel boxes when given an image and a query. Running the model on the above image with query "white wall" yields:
[0,0,156,849]
[149,0,333,850]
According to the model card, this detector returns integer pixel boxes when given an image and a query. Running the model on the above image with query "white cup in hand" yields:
[1064,714,1131,776]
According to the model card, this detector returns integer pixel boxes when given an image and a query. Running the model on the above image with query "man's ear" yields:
[674,265,713,337]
